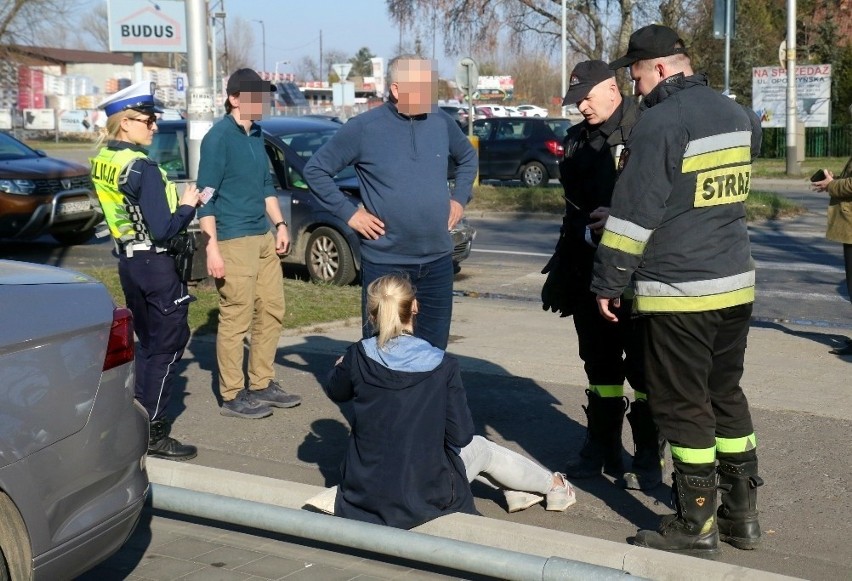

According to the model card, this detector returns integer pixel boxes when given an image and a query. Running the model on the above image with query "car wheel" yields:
[521,162,547,187]
[0,493,31,581]
[305,226,357,286]
[51,228,95,246]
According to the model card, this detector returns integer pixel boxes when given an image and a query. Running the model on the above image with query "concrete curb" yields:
[147,458,800,581]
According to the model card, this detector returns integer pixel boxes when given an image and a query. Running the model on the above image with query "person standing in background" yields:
[303,55,478,350]
[197,68,302,419]
[91,81,199,460]
[594,25,764,555]
[542,60,663,491]
[812,151,852,354]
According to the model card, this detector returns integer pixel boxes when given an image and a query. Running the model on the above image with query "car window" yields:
[545,119,572,140]
[494,120,528,141]
[148,130,186,179]
[472,120,494,140]
[0,132,38,160]
[263,143,285,189]
[272,128,356,181]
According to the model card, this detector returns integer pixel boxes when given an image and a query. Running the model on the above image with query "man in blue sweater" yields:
[304,56,478,349]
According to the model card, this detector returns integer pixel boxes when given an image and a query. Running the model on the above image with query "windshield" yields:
[0,132,39,161]
[269,128,356,180]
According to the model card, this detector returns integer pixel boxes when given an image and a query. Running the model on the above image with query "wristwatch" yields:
[274,221,287,229]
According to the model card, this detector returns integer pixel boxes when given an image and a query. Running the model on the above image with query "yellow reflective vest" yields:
[90,147,179,243]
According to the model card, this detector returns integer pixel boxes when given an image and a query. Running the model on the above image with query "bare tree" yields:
[225,16,254,72]
[1,0,78,47]
[387,0,647,63]
[77,1,110,51]
[295,55,319,81]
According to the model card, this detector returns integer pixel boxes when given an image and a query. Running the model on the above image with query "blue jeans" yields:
[360,254,454,349]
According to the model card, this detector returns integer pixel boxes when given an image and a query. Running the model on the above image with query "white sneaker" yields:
[304,486,337,514]
[504,490,545,513]
[546,473,577,511]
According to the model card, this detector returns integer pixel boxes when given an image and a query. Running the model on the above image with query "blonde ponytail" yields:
[366,274,416,348]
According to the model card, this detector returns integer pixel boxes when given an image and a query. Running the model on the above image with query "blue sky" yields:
[222,0,456,77]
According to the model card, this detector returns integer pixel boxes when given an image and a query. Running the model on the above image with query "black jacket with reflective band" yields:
[591,73,761,313]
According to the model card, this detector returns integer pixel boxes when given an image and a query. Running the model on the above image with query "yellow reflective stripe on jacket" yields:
[682,129,753,174]
[634,271,755,312]
[589,384,624,398]
[600,215,653,257]
[716,433,757,454]
[670,444,716,465]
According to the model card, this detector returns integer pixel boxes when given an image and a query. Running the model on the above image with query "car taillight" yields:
[104,307,134,371]
[545,140,564,156]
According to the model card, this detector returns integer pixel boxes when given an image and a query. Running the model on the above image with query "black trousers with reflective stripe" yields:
[572,292,645,394]
[118,251,191,421]
[637,304,755,457]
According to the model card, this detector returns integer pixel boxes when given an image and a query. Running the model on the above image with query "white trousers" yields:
[459,435,552,494]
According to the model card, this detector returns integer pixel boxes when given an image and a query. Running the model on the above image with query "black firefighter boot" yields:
[565,390,627,478]
[622,399,665,490]
[148,418,197,461]
[634,467,720,556]
[717,454,764,550]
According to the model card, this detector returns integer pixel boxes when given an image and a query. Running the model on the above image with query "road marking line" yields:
[472,248,551,257]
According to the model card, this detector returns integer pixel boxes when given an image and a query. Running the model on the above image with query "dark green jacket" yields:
[197,115,276,241]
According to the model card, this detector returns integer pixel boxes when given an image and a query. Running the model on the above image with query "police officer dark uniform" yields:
[541,60,663,491]
[91,82,201,461]
[593,26,764,555]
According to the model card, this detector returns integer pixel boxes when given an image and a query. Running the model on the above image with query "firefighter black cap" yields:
[608,24,687,70]
[562,60,615,106]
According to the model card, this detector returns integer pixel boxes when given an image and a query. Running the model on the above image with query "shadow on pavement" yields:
[752,319,852,358]
[274,334,668,533]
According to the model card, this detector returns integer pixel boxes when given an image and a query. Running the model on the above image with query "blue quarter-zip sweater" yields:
[303,102,478,265]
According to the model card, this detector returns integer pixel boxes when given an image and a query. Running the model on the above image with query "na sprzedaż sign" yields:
[108,0,187,53]
[752,64,831,128]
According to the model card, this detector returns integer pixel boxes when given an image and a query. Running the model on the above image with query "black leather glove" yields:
[541,247,576,317]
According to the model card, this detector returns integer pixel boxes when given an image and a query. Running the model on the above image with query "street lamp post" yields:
[210,11,226,115]
[253,19,266,73]
[274,60,290,82]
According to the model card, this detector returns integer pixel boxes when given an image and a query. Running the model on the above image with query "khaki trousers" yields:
[215,232,285,401]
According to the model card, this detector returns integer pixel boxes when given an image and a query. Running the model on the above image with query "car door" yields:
[471,119,497,178]
[486,119,530,178]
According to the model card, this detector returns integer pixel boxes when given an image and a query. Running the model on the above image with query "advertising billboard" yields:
[108,0,187,53]
[752,64,832,128]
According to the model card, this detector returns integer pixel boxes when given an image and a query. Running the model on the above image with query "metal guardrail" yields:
[149,484,643,581]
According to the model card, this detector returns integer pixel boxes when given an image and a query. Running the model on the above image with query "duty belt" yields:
[119,241,168,257]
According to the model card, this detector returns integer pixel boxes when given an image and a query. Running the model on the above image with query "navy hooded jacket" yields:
[323,335,476,529]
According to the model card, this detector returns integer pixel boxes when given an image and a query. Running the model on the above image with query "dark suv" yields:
[149,117,475,285]
[0,131,100,245]
[470,117,571,187]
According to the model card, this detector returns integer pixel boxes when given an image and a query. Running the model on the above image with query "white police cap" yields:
[98,81,163,116]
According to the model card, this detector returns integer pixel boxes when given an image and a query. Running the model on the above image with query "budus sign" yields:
[108,0,187,53]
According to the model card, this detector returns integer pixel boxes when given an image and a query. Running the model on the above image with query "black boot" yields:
[622,399,665,490]
[717,456,763,550]
[634,468,720,556]
[565,390,627,478]
[149,418,197,461]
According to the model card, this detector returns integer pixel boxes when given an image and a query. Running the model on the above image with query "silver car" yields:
[0,260,148,579]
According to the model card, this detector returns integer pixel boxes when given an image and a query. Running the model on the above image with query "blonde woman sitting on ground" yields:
[306,273,575,528]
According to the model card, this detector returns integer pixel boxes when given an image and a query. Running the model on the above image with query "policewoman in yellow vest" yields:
[91,81,200,461]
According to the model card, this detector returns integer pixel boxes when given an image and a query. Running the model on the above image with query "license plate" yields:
[57,200,91,216]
